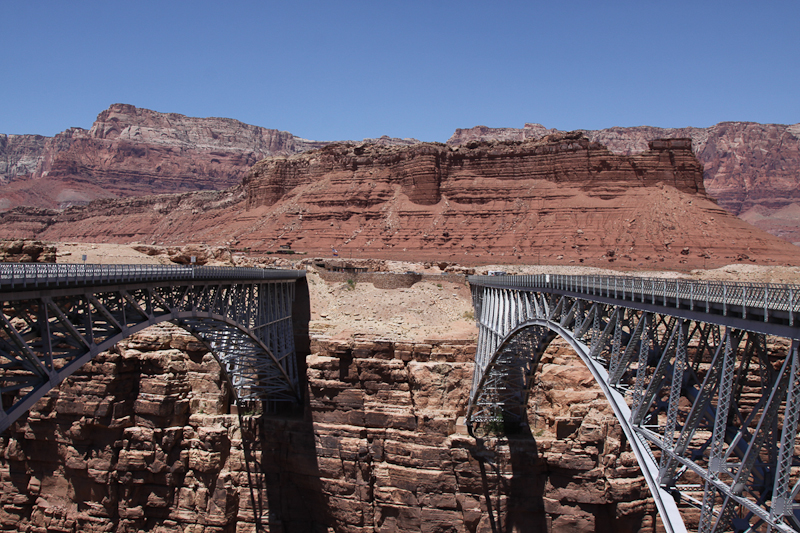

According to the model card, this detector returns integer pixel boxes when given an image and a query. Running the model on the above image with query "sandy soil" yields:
[53,242,800,342]
[56,242,172,265]
[306,270,476,342]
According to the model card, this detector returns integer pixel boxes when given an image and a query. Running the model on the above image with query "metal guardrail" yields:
[0,263,306,290]
[470,274,800,323]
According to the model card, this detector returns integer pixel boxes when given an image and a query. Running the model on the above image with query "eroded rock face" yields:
[0,105,420,212]
[131,244,234,266]
[2,133,799,270]
[0,104,329,210]
[449,122,800,243]
[0,327,661,532]
[0,239,55,263]
[244,133,705,210]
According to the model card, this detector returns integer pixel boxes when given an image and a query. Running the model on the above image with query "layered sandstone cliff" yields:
[2,133,800,270]
[6,107,800,246]
[0,105,420,211]
[0,104,330,210]
[449,122,800,243]
[0,325,661,532]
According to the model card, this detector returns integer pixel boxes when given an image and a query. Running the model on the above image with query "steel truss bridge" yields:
[0,263,306,434]
[468,274,800,533]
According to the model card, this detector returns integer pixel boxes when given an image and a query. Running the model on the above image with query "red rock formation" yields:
[0,104,330,210]
[3,133,797,270]
[0,326,663,532]
[449,122,800,244]
[0,105,420,212]
[0,239,55,262]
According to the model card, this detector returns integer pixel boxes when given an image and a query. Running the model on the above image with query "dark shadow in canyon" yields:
[473,439,501,533]
[472,427,547,533]
[238,381,331,531]
[502,426,548,533]
[239,274,331,530]
[221,276,323,532]
[260,404,331,532]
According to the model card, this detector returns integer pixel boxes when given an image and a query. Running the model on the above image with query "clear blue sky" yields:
[2,1,798,142]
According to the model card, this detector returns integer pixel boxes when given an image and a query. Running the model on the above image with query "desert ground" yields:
[54,241,800,342]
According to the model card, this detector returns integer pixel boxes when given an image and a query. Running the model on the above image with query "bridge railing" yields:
[469,273,800,317]
[0,263,305,290]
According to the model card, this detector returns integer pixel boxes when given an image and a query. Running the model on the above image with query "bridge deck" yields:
[0,264,307,433]
[0,263,305,291]
[471,273,800,338]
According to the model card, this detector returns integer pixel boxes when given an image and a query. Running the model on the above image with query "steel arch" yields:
[0,264,306,433]
[468,276,800,533]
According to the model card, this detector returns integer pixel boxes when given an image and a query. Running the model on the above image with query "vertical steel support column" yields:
[699,329,737,533]
[771,340,800,522]
[630,313,651,423]
[660,319,688,474]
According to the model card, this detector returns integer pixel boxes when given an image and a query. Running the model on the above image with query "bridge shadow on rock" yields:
[502,426,548,533]
[474,337,661,533]
[472,428,548,533]
[239,276,332,533]
[0,321,332,532]
[237,398,331,533]
[512,339,658,533]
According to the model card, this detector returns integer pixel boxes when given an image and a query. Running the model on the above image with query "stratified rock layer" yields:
[450,122,800,243]
[0,104,329,209]
[5,108,800,245]
[0,105,419,212]
[4,133,799,270]
[0,326,662,532]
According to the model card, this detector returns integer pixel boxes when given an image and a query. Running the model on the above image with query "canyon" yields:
[0,275,666,533]
[2,106,800,532]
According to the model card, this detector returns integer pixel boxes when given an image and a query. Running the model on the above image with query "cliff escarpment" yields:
[0,104,329,210]
[0,105,420,212]
[0,325,662,532]
[449,121,800,243]
[3,133,800,270]
[244,134,704,211]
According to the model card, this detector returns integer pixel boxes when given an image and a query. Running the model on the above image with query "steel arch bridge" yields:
[468,274,800,533]
[0,263,307,434]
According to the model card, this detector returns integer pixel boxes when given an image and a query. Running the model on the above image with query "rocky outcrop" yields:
[449,122,800,243]
[0,105,420,212]
[0,104,328,210]
[0,325,661,532]
[0,239,56,263]
[448,123,557,145]
[130,244,235,265]
[3,133,800,270]
[244,134,704,210]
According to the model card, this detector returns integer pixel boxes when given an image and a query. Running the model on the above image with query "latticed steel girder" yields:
[468,274,800,533]
[0,263,306,433]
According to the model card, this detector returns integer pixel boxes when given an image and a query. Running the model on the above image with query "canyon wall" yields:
[449,122,800,243]
[0,325,662,532]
